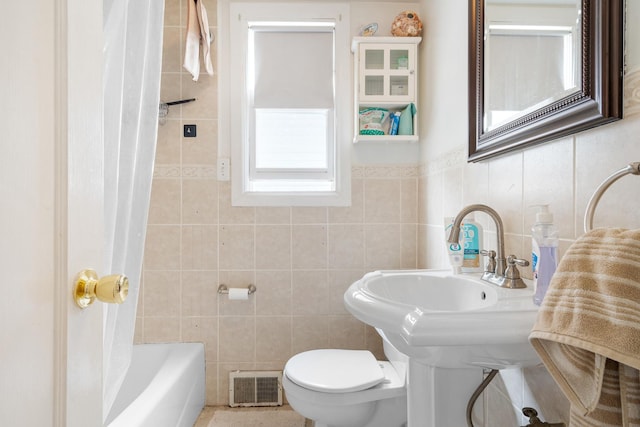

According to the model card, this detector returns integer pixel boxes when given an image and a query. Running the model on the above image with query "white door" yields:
[63,0,107,424]
[1,0,105,425]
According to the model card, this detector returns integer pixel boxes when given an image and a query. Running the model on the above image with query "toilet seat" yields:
[283,360,406,408]
[284,349,385,393]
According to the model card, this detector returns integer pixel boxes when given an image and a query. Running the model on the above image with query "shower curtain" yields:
[102,0,164,419]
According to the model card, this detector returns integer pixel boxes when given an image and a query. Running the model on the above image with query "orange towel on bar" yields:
[529,228,640,427]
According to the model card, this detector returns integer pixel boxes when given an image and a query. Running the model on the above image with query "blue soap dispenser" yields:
[531,205,559,305]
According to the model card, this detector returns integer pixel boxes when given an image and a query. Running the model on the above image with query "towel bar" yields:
[583,162,640,232]
[158,98,197,123]
[164,98,197,106]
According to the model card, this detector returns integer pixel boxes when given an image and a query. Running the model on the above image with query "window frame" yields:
[222,1,351,206]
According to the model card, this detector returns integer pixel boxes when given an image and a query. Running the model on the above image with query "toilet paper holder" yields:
[217,284,257,295]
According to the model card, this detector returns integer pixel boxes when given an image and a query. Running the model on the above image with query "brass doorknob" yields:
[73,269,129,309]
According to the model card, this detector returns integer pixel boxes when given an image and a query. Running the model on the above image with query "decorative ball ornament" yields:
[391,10,423,37]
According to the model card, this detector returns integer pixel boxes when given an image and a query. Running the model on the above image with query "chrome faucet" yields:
[447,204,528,289]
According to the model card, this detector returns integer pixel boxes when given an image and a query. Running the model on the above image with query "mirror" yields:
[469,0,623,162]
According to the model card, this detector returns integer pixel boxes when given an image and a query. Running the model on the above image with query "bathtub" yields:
[105,343,205,427]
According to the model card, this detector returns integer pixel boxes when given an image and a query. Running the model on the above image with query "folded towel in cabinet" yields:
[398,103,416,135]
[529,228,640,427]
[183,0,214,81]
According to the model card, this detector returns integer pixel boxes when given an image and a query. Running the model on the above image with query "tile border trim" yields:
[154,164,420,179]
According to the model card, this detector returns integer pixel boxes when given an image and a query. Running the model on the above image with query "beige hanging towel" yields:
[529,228,640,427]
[183,0,214,81]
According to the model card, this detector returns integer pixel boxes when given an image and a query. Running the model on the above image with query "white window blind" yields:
[251,26,334,109]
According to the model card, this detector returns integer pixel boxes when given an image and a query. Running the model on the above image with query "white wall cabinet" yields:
[352,37,421,143]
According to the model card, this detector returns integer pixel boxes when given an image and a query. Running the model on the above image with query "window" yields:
[223,2,350,206]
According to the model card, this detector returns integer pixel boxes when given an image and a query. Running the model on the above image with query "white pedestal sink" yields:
[344,269,540,427]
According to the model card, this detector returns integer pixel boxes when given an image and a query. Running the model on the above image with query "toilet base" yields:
[362,394,406,427]
[297,394,406,427]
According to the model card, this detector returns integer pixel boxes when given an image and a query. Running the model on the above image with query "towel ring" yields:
[583,162,640,233]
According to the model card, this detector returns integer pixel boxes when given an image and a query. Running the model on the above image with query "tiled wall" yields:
[136,1,420,406]
[419,1,640,425]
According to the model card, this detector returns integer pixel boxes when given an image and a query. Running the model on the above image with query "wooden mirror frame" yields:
[468,0,623,162]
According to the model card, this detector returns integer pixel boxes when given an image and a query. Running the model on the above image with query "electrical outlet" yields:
[183,124,197,137]
[218,158,230,181]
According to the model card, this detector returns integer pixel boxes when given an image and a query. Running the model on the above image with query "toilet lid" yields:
[285,349,385,393]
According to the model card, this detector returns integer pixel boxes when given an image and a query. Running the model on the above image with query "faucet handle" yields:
[507,255,529,269]
[503,255,529,289]
[480,249,496,273]
[480,249,496,257]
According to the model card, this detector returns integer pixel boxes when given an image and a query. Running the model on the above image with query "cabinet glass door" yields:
[359,45,413,100]
[364,49,384,96]
[389,48,409,96]
[390,49,410,70]
[364,49,384,69]
[364,75,384,96]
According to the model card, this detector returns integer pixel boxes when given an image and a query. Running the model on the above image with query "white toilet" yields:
[282,330,407,427]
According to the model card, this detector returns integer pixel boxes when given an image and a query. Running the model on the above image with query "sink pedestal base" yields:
[408,360,484,427]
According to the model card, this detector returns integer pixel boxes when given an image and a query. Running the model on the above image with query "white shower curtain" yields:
[102,0,164,419]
